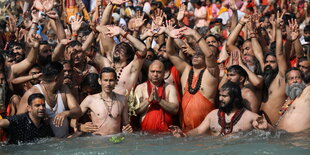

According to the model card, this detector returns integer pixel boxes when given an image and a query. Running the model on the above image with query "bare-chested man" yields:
[135,60,179,132]
[166,26,219,131]
[276,68,310,132]
[170,81,269,137]
[17,62,82,138]
[260,12,288,125]
[74,67,132,136]
[84,0,146,96]
[220,65,260,113]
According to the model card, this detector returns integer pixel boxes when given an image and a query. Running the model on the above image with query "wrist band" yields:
[72,33,78,37]
[32,22,38,25]
[239,22,245,26]
[122,31,129,38]
[196,36,203,43]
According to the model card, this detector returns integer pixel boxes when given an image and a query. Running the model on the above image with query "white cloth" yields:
[35,84,69,138]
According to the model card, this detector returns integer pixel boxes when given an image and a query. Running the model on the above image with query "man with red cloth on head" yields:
[135,60,179,132]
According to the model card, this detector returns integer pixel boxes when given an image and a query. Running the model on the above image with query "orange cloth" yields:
[181,74,215,131]
[141,81,173,132]
[171,66,181,103]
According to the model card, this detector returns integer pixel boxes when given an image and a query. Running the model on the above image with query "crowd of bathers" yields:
[0,0,309,145]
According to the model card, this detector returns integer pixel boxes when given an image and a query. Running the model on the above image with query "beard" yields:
[113,56,121,63]
[285,82,306,99]
[15,55,24,63]
[38,54,52,66]
[158,56,173,70]
[263,65,278,89]
[219,100,234,114]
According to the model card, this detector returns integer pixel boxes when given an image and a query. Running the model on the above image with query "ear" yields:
[27,105,32,112]
[98,78,102,85]
[240,76,245,83]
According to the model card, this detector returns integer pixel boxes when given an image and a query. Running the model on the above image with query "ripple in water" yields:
[0,130,309,155]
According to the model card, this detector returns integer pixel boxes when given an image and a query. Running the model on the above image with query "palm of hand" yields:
[134,18,144,29]
[111,0,128,5]
[169,29,182,38]
[42,0,54,12]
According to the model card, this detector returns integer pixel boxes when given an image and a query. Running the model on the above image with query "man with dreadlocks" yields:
[170,81,269,137]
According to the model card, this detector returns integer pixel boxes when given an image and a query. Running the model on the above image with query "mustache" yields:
[113,56,120,63]
[285,82,306,99]
[219,101,234,114]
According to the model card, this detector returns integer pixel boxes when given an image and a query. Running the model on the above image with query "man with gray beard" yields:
[276,68,310,132]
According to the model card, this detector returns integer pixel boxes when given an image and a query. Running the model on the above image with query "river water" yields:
[1,130,309,155]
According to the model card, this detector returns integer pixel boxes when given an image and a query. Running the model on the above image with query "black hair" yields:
[9,42,25,51]
[227,65,248,82]
[28,93,45,106]
[205,34,219,41]
[42,61,64,82]
[304,70,310,84]
[221,81,245,109]
[304,24,310,32]
[67,40,82,48]
[236,35,245,49]
[81,73,101,93]
[285,67,303,82]
[264,52,276,62]
[99,67,117,80]
[115,42,135,64]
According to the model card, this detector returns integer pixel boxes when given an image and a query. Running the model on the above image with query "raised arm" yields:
[276,11,288,76]
[247,17,265,69]
[182,27,219,77]
[11,34,40,76]
[227,15,250,53]
[229,0,239,31]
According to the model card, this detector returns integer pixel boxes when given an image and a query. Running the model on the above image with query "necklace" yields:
[218,108,245,136]
[100,93,116,118]
[279,100,294,116]
[187,68,205,94]
[164,70,171,80]
[113,64,125,84]
[41,84,58,113]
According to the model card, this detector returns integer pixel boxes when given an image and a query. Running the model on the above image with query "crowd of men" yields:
[0,0,309,144]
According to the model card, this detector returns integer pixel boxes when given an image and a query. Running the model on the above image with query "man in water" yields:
[0,93,53,144]
[166,27,219,131]
[276,68,310,132]
[170,81,269,137]
[135,60,179,132]
[17,62,82,138]
[73,67,132,136]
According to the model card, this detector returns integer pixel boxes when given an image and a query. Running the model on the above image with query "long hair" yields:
[221,81,246,109]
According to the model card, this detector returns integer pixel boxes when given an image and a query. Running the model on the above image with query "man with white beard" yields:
[276,68,310,132]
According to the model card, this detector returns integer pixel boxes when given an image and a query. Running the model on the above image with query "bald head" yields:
[148,60,165,85]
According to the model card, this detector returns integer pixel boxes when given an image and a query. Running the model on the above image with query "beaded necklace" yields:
[187,68,205,94]
[113,64,125,84]
[218,108,245,136]
[279,100,294,116]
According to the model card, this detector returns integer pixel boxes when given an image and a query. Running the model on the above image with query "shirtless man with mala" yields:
[165,26,219,131]
[73,67,132,136]
[276,68,310,132]
[170,81,270,137]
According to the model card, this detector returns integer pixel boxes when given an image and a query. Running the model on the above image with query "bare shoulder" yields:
[301,85,310,96]
[208,109,219,118]
[135,82,147,91]
[114,93,127,103]
[165,83,176,91]
[243,109,260,119]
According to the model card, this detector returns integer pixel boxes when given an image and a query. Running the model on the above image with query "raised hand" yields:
[32,0,44,10]
[239,15,250,25]
[152,9,165,27]
[177,4,186,21]
[276,11,285,29]
[42,0,54,12]
[287,18,300,41]
[181,40,196,56]
[110,0,129,5]
[133,11,146,30]
[104,25,125,37]
[231,50,239,65]
[46,10,59,20]
[229,0,238,11]
[28,34,42,48]
[71,16,84,33]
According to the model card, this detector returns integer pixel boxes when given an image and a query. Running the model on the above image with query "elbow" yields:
[70,107,83,119]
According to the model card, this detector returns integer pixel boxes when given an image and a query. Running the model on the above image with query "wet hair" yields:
[99,67,117,80]
[9,42,24,50]
[285,67,303,82]
[28,93,45,106]
[115,42,135,64]
[67,40,82,48]
[205,34,219,41]
[42,61,64,82]
[221,81,245,109]
[227,65,248,83]
[264,52,276,62]
[81,73,101,93]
